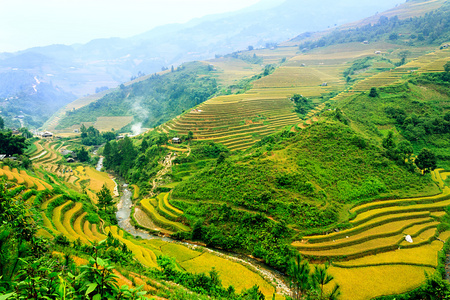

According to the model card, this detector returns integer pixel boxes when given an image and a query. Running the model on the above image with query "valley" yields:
[1,0,450,299]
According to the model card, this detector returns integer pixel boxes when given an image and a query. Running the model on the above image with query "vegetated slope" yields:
[0,145,280,299]
[168,119,438,268]
[55,62,219,132]
[285,0,449,47]
[339,71,450,169]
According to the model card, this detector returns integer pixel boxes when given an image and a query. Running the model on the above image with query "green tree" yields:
[382,131,396,150]
[334,108,348,125]
[397,50,411,66]
[19,127,33,139]
[0,116,4,130]
[80,124,87,138]
[97,184,114,212]
[397,140,414,161]
[0,131,27,156]
[187,131,194,141]
[369,87,378,97]
[288,254,311,300]
[312,264,340,300]
[444,61,450,73]
[76,147,90,162]
[140,138,149,152]
[291,94,313,115]
[217,152,226,165]
[415,148,437,174]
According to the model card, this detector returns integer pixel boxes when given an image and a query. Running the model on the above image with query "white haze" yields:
[0,0,261,52]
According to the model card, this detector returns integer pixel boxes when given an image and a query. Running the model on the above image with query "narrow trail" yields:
[150,144,191,196]
[150,152,176,196]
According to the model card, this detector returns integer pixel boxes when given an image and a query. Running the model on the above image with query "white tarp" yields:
[405,235,413,243]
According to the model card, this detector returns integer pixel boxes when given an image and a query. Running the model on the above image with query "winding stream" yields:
[95,156,290,295]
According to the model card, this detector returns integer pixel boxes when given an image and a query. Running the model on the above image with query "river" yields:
[95,155,291,295]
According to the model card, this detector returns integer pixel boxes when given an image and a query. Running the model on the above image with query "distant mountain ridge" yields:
[0,0,409,128]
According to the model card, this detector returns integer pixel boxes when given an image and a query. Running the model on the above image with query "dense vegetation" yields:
[299,3,450,50]
[57,62,218,130]
[165,119,435,271]
[340,72,450,168]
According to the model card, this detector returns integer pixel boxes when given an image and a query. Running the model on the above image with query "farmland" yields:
[293,169,450,299]
[0,153,279,299]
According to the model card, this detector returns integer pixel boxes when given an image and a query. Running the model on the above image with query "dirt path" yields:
[150,144,191,196]
[150,152,176,196]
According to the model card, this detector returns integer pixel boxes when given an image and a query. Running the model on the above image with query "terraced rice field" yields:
[293,169,450,299]
[139,197,189,232]
[0,165,52,190]
[160,96,302,151]
[3,161,279,299]
[339,48,450,95]
[158,42,441,151]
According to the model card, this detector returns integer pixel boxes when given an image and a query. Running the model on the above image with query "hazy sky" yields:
[0,0,261,52]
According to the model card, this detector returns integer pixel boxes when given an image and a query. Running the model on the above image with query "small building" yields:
[321,82,328,86]
[66,158,75,163]
[0,154,6,161]
[116,135,125,140]
[41,131,53,138]
[60,148,74,156]
[375,51,382,55]
[172,137,181,144]
[362,40,369,45]
[73,128,79,133]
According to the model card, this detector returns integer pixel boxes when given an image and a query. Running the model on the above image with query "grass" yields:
[159,243,202,263]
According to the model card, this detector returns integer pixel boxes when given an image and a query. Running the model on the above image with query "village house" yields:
[41,131,53,138]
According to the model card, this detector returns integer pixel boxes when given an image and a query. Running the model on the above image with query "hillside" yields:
[3,0,450,299]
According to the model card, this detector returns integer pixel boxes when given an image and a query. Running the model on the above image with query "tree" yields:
[369,87,378,97]
[19,127,33,139]
[0,116,4,130]
[397,140,414,161]
[187,131,194,141]
[291,94,313,115]
[76,147,90,162]
[312,264,340,300]
[0,131,27,156]
[288,254,311,300]
[397,50,411,66]
[217,152,226,165]
[140,138,149,152]
[97,184,114,212]
[382,131,396,150]
[415,148,437,174]
[444,61,450,73]
[248,45,254,51]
